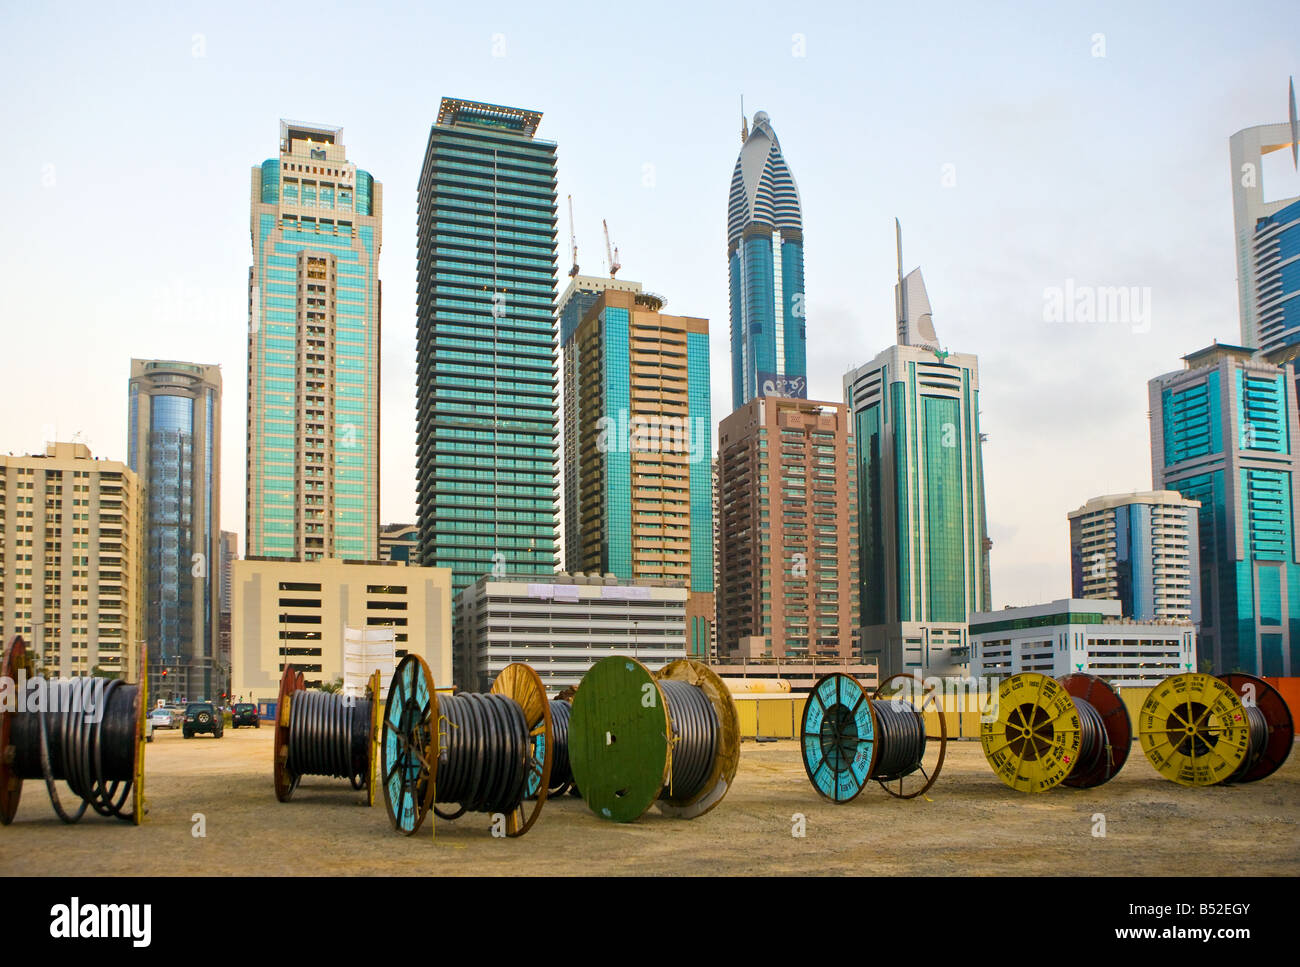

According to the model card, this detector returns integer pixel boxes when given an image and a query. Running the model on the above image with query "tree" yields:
[320,676,344,695]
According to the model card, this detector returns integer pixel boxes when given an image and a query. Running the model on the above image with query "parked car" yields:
[149,707,176,730]
[146,716,154,743]
[182,702,224,739]
[231,703,260,728]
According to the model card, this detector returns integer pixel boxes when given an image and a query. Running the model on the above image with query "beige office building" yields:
[231,557,451,700]
[0,443,143,678]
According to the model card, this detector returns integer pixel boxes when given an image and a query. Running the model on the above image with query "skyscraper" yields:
[246,121,382,562]
[1250,197,1300,363]
[557,274,648,569]
[844,236,991,679]
[563,285,714,656]
[1229,79,1299,351]
[1149,343,1300,675]
[1068,491,1201,623]
[716,397,858,659]
[128,359,221,699]
[416,98,558,596]
[727,110,807,409]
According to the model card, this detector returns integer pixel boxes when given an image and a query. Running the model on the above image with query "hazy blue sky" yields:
[2,0,1297,607]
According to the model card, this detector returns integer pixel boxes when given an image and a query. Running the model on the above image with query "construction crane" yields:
[603,219,621,278]
[567,194,579,278]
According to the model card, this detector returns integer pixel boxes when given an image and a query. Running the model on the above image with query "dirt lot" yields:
[2,726,1297,876]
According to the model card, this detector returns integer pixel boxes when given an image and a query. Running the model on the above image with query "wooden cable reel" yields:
[1137,672,1260,787]
[801,672,947,802]
[568,656,740,823]
[380,656,553,837]
[1217,673,1293,783]
[0,634,147,825]
[981,672,1131,793]
[273,664,383,805]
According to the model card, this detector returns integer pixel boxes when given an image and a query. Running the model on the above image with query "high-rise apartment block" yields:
[557,274,648,569]
[1150,343,1300,675]
[1068,491,1201,622]
[562,285,714,656]
[247,121,382,562]
[416,98,558,596]
[128,359,222,700]
[0,443,143,679]
[728,111,807,407]
[716,397,858,659]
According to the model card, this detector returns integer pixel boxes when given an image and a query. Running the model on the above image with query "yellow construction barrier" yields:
[734,685,1155,741]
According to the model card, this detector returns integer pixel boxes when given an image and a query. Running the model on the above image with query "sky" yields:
[1,0,1298,609]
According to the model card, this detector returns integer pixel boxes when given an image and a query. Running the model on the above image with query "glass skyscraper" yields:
[727,111,807,408]
[247,121,382,562]
[843,251,991,679]
[416,98,558,596]
[1150,343,1300,675]
[562,285,714,657]
[128,359,221,701]
[1251,197,1300,363]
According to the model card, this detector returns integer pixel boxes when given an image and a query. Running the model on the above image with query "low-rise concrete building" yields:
[455,572,687,694]
[231,557,452,700]
[969,598,1197,688]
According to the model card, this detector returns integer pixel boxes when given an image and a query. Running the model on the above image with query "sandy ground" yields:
[2,725,1297,876]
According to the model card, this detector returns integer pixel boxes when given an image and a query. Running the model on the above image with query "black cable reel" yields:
[568,657,741,823]
[381,656,554,837]
[801,672,948,802]
[0,635,147,825]
[273,664,383,805]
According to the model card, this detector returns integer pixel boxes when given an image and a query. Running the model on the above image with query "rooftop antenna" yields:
[1290,75,1298,169]
[895,217,903,285]
[741,94,748,142]
[567,194,579,278]
[603,219,621,278]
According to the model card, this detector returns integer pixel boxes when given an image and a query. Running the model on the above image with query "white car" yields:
[148,708,176,730]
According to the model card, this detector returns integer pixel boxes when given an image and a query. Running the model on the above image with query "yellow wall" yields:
[733,688,1155,741]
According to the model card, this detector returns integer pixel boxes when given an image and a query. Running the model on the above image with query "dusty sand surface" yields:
[2,726,1297,876]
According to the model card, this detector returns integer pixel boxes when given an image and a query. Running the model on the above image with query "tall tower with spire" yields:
[727,110,806,408]
[843,223,991,679]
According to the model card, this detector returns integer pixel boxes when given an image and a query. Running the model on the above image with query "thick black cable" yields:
[1072,695,1107,778]
[548,699,572,791]
[10,676,139,823]
[435,692,531,814]
[1227,704,1270,781]
[869,699,927,780]
[285,689,372,787]
[659,680,718,801]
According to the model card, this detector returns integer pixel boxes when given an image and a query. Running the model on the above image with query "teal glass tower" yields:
[843,240,992,678]
[416,99,559,595]
[728,111,807,408]
[1150,344,1300,676]
[247,121,382,562]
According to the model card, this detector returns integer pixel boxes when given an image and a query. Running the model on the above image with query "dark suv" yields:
[231,703,260,729]
[182,702,224,739]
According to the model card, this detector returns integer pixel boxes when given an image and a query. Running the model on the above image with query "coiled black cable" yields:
[435,692,531,814]
[1227,704,1270,782]
[10,677,140,823]
[286,689,372,789]
[869,700,927,780]
[659,680,718,801]
[548,699,572,792]
[1072,695,1107,776]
